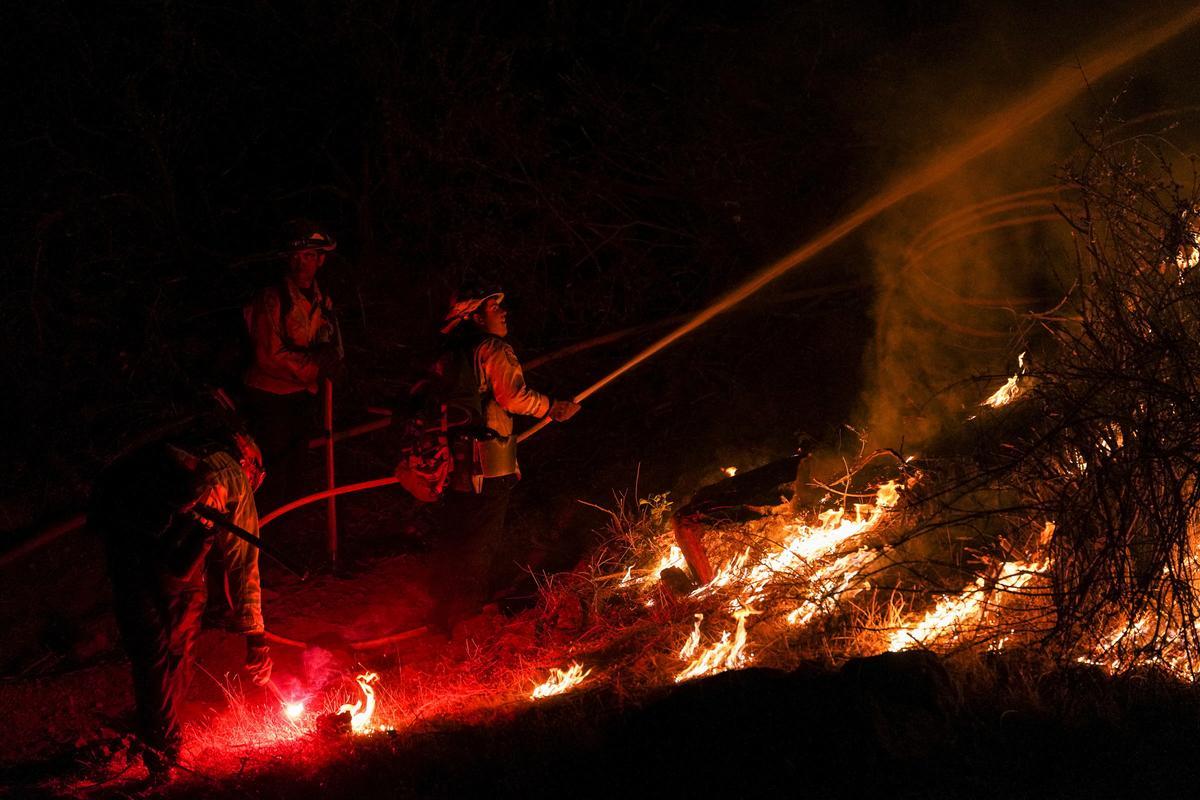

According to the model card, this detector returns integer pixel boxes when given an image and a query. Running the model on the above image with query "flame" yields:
[980,352,1026,408]
[885,522,1055,652]
[621,543,687,591]
[700,480,902,607]
[531,662,592,699]
[284,702,305,720]
[675,607,758,682]
[628,479,902,687]
[1175,212,1198,272]
[337,672,379,734]
[1079,560,1200,678]
[723,466,738,477]
[888,554,1051,652]
[679,614,704,659]
[634,481,899,601]
[982,375,1020,407]
[635,544,687,587]
[786,548,877,625]
[1080,613,1155,672]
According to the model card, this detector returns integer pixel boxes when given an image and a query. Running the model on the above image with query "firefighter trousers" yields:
[240,386,317,512]
[429,474,518,633]
[106,551,206,763]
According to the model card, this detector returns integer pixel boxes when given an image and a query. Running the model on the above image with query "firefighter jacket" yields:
[430,335,551,481]
[199,448,265,634]
[243,277,334,395]
[91,441,265,635]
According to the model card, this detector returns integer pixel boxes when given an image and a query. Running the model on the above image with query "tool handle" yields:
[192,506,309,581]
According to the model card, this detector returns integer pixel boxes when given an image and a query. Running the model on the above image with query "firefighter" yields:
[241,220,342,509]
[89,413,272,780]
[423,285,580,636]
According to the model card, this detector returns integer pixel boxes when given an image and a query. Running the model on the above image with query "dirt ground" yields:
[7,474,1200,798]
[0,507,440,772]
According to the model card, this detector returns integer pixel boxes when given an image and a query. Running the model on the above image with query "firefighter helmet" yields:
[282,219,337,254]
[440,283,504,334]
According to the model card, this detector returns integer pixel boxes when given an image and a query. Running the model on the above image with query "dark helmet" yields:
[209,388,265,491]
[281,219,337,254]
[441,282,504,334]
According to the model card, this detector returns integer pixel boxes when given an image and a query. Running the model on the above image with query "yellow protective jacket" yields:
[198,448,265,635]
[474,337,551,440]
[430,335,551,482]
[243,277,334,395]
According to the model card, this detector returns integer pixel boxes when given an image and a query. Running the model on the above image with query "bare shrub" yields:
[896,126,1200,673]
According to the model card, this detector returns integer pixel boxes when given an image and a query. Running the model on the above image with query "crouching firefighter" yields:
[89,411,272,778]
[412,285,580,636]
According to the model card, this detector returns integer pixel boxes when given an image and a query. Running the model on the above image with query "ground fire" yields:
[530,663,592,699]
[335,672,381,734]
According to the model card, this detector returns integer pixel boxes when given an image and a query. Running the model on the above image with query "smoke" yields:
[302,646,339,691]
[862,166,1072,448]
[857,4,1200,451]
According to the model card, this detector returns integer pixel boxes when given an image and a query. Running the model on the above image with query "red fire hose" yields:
[258,476,401,527]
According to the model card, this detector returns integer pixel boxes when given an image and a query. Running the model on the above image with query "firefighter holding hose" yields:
[241,219,342,509]
[420,285,580,637]
[89,408,273,781]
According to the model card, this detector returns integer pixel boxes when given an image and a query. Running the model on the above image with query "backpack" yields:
[393,404,453,503]
[393,340,492,501]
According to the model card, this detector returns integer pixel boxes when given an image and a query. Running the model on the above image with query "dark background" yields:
[3,2,1200,791]
[2,0,1195,548]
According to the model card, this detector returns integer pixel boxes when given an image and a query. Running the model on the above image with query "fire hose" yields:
[198,495,438,650]
[196,501,434,651]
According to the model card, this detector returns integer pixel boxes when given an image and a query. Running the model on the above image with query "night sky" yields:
[4,0,1200,599]
[5,1,1197,518]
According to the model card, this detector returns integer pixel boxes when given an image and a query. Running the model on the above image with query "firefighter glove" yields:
[548,399,581,422]
[312,344,345,383]
[244,634,273,687]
